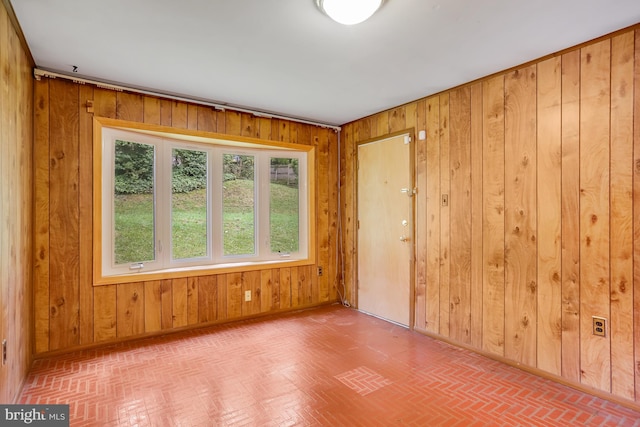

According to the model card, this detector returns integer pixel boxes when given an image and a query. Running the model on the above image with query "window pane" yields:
[270,158,299,253]
[172,148,208,260]
[114,140,155,264]
[223,154,255,255]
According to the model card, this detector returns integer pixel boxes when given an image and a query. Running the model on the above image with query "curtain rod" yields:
[33,68,341,132]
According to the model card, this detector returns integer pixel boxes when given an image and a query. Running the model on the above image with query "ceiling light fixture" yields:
[316,0,384,25]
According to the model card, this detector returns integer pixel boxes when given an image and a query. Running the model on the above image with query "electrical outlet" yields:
[244,290,252,302]
[317,266,323,276]
[2,339,6,365]
[592,316,606,337]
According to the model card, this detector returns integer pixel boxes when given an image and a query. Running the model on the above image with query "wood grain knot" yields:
[552,272,560,282]
[586,53,592,63]
[521,316,529,327]
[50,306,57,316]
[131,292,138,302]
[635,159,640,175]
[618,280,627,293]
[586,236,591,246]
[528,281,536,293]
[618,81,627,97]
[56,297,65,307]
[591,214,598,224]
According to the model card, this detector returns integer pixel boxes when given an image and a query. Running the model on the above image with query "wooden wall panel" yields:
[143,97,161,125]
[79,85,95,345]
[561,49,581,383]
[49,79,80,351]
[504,65,537,366]
[144,280,162,333]
[187,277,199,325]
[439,95,451,337]
[116,282,144,338]
[161,279,173,329]
[261,270,274,313]
[536,57,562,376]
[425,96,441,334]
[197,106,217,132]
[579,39,612,392]
[0,10,7,400]
[172,101,188,128]
[116,92,143,122]
[469,82,484,349]
[187,105,198,131]
[481,75,506,356]
[414,99,427,331]
[242,271,261,316]
[93,285,116,342]
[634,28,640,403]
[609,31,635,400]
[388,106,406,133]
[94,88,116,119]
[33,79,338,362]
[197,275,217,323]
[34,79,50,354]
[227,272,243,319]
[448,88,472,344]
[317,128,330,303]
[340,123,355,305]
[0,1,33,402]
[279,267,292,309]
[340,23,640,407]
[327,130,339,303]
[172,278,188,328]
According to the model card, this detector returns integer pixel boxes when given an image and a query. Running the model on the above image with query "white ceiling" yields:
[10,0,640,126]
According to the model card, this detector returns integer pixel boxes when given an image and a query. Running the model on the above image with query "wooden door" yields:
[357,134,413,326]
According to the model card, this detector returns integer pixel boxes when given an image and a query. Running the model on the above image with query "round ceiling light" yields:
[316,0,384,25]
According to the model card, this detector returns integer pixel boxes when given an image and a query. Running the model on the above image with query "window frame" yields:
[93,117,316,285]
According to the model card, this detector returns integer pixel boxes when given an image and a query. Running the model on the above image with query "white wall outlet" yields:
[244,290,252,302]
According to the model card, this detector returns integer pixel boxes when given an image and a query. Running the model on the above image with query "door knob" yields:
[400,236,410,242]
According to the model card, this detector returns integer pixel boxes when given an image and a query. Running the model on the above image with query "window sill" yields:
[93,258,315,286]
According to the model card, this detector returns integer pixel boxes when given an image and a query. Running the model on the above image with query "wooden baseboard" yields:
[413,327,640,414]
[32,301,339,360]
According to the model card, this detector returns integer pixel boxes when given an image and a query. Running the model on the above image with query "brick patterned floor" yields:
[18,304,640,426]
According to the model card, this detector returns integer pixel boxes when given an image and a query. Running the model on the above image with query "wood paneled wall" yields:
[33,79,339,355]
[341,26,640,404]
[0,0,33,403]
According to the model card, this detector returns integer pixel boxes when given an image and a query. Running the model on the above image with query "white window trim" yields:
[94,118,315,284]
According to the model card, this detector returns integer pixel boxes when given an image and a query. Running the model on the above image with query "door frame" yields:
[355,129,416,329]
